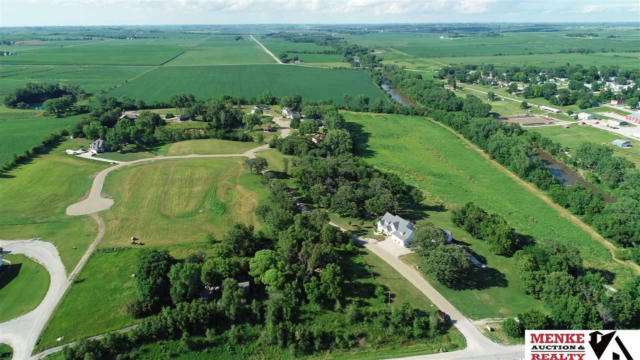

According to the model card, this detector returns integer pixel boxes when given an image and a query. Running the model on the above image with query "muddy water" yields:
[535,150,616,203]
[381,83,414,105]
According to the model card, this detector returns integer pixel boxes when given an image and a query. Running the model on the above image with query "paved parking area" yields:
[377,237,413,257]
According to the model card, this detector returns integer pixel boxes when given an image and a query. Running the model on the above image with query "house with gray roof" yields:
[377,212,416,248]
[90,139,107,154]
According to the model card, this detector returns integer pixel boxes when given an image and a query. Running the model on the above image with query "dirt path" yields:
[250,35,282,64]
[430,119,640,275]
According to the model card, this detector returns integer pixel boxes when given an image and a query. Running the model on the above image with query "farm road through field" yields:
[250,35,283,64]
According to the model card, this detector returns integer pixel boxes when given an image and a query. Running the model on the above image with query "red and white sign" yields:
[526,330,639,360]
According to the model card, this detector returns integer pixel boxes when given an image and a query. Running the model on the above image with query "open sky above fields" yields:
[2,0,640,25]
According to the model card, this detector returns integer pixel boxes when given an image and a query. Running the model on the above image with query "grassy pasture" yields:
[0,108,83,168]
[0,39,184,65]
[0,254,50,323]
[345,112,634,318]
[0,139,107,270]
[37,157,271,350]
[533,125,640,167]
[106,65,386,104]
[166,35,275,66]
[100,157,268,250]
[0,65,152,97]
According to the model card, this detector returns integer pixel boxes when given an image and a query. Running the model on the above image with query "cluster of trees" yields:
[452,202,525,256]
[290,155,422,218]
[574,143,635,189]
[3,82,86,115]
[515,242,640,330]
[410,224,472,288]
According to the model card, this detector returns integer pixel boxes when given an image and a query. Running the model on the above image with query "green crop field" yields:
[106,65,387,104]
[0,108,84,168]
[345,112,635,319]
[0,139,107,270]
[533,125,640,166]
[0,65,151,97]
[0,254,50,323]
[0,39,186,66]
[261,38,347,64]
[166,35,275,66]
[436,52,640,69]
[345,30,640,58]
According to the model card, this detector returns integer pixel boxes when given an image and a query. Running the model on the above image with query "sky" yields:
[1,0,639,26]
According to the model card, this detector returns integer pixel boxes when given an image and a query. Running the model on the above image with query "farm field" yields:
[106,65,386,104]
[0,39,186,66]
[260,38,346,65]
[0,65,151,98]
[345,112,635,318]
[435,52,640,69]
[0,109,84,168]
[0,139,107,270]
[0,254,50,323]
[345,30,640,58]
[533,125,640,166]
[166,35,275,66]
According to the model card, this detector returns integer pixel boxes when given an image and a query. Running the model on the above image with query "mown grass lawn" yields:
[0,139,107,271]
[163,139,259,156]
[345,112,635,318]
[36,248,139,352]
[0,344,12,359]
[0,254,50,323]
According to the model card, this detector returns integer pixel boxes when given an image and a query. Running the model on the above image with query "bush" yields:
[166,113,175,118]
[503,318,524,338]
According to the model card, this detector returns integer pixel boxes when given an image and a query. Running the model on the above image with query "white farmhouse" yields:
[377,212,415,248]
[578,112,595,121]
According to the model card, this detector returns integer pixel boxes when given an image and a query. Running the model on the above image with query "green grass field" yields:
[0,254,50,323]
[0,344,11,359]
[345,112,635,318]
[0,108,84,168]
[166,36,275,66]
[163,138,258,155]
[533,125,640,166]
[0,139,107,270]
[37,156,271,350]
[36,248,139,352]
[106,65,387,104]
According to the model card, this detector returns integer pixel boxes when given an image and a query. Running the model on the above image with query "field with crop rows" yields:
[166,35,275,66]
[106,65,386,104]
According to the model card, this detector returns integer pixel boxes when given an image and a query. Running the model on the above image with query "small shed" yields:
[612,139,631,148]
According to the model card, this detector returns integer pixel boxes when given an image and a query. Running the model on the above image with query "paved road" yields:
[66,145,269,216]
[32,325,138,360]
[0,240,67,360]
[250,35,282,64]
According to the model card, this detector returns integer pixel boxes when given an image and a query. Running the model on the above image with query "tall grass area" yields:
[345,112,635,318]
[106,65,387,104]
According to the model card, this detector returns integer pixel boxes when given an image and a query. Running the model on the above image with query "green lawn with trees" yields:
[0,254,50,323]
[345,111,634,317]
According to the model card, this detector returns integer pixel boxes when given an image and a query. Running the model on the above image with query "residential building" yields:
[376,212,416,248]
[578,112,595,121]
[90,139,107,154]
[540,106,561,114]
[612,139,631,148]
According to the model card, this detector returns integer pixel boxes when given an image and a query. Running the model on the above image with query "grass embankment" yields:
[37,157,269,350]
[0,139,107,271]
[345,112,635,319]
[0,254,50,323]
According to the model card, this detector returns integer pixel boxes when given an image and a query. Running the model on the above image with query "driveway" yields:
[0,240,66,360]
